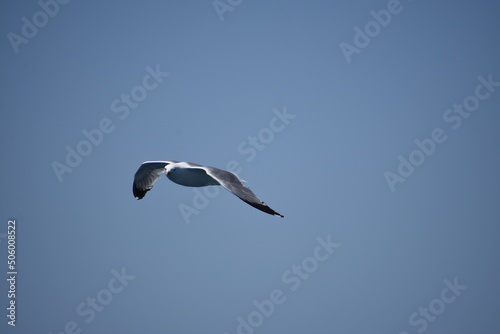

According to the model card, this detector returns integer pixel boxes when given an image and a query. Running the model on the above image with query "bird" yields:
[132,161,284,217]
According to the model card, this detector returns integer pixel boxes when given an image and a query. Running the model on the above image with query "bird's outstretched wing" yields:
[133,161,177,199]
[202,166,284,217]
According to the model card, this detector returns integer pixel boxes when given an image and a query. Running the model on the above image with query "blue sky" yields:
[1,1,499,333]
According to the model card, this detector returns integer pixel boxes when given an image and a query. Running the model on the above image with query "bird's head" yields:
[166,165,176,175]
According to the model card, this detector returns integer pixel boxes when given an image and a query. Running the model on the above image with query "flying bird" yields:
[133,161,284,217]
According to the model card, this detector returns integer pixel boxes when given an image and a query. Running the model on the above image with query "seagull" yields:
[133,161,284,217]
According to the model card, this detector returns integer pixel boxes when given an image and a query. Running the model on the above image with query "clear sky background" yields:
[1,1,499,333]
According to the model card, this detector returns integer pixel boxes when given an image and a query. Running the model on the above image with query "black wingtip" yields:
[243,200,284,218]
[261,202,284,218]
[133,185,150,200]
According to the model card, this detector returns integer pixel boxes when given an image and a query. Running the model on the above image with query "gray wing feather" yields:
[204,167,284,217]
[133,161,177,199]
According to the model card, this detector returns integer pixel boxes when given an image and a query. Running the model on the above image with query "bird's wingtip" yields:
[132,186,148,200]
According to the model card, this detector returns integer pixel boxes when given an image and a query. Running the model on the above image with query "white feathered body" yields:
[166,166,220,187]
